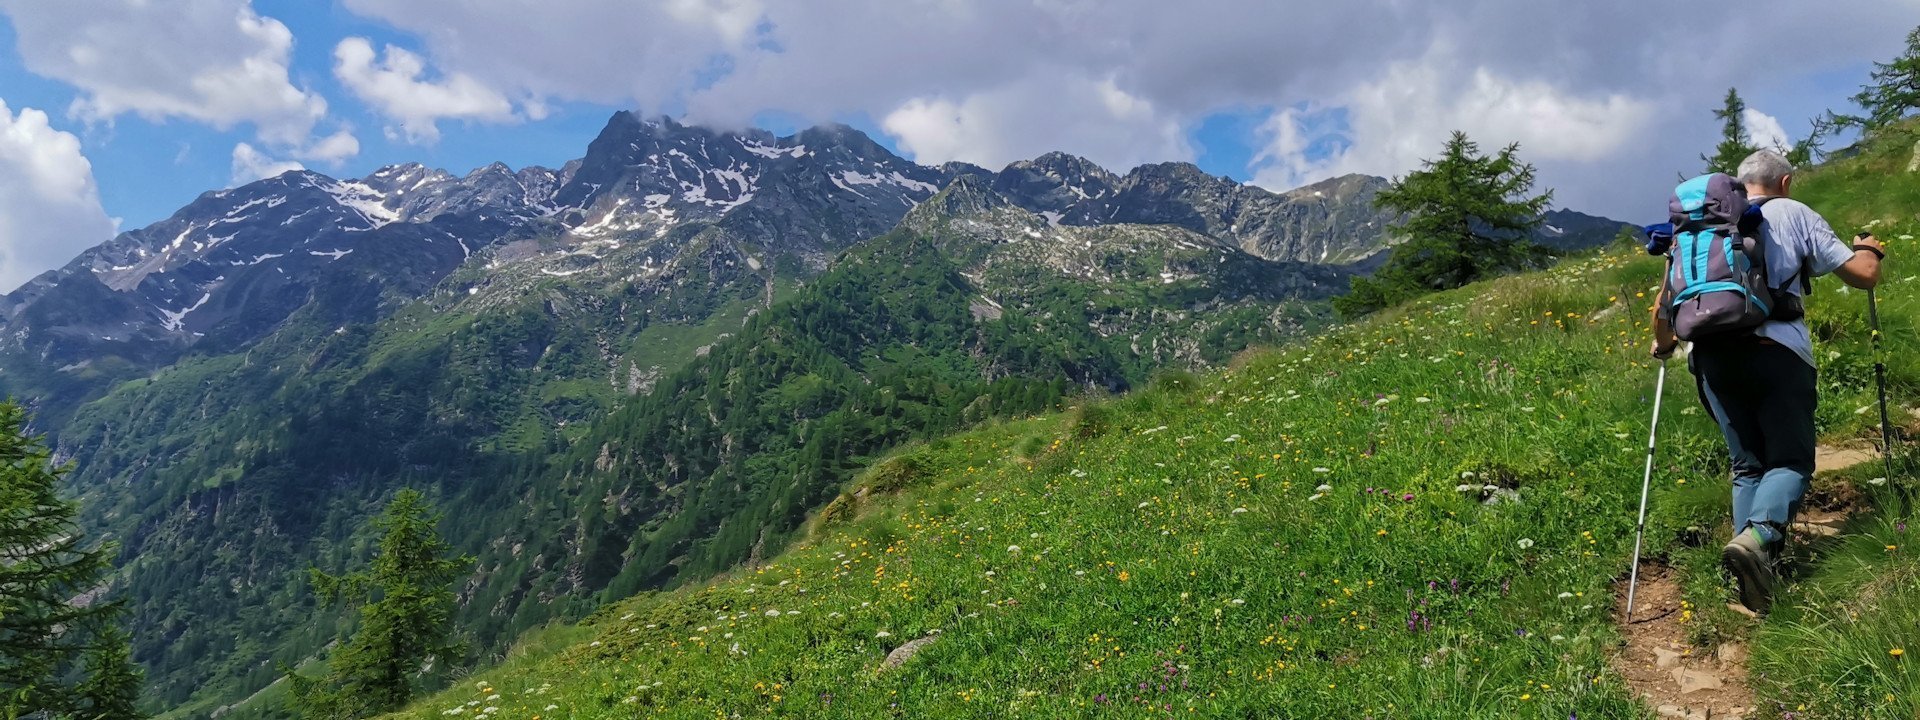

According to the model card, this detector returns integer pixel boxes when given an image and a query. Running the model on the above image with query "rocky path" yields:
[1614,564,1754,719]
[1613,442,1878,718]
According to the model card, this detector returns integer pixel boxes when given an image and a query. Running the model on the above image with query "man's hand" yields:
[1651,340,1678,360]
[1837,232,1885,289]
[1855,232,1885,256]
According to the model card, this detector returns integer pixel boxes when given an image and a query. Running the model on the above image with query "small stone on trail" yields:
[1726,603,1759,619]
[1654,647,1683,668]
[1716,642,1747,668]
[1672,667,1724,694]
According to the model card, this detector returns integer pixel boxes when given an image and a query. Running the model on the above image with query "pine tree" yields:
[287,489,472,720]
[1703,88,1757,175]
[1835,26,1920,131]
[74,626,146,720]
[1335,131,1551,318]
[0,400,137,718]
[1786,113,1837,167]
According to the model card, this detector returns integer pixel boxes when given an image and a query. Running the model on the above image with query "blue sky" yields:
[0,0,1911,291]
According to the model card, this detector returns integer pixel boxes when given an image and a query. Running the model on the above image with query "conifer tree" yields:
[1835,26,1920,131]
[1703,88,1757,175]
[287,490,472,720]
[1335,131,1551,318]
[74,626,146,720]
[0,400,140,718]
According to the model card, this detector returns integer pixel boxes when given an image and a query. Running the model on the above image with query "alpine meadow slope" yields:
[7,112,1637,717]
[386,130,1917,718]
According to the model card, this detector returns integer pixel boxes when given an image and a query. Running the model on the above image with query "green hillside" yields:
[382,137,1919,718]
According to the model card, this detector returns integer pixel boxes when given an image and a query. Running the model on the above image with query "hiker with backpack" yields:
[1649,149,1885,614]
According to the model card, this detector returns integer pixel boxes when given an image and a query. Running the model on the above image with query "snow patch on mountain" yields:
[158,292,212,332]
[321,179,400,229]
[739,138,808,159]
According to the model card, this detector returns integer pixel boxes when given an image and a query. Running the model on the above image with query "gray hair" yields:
[1736,149,1794,189]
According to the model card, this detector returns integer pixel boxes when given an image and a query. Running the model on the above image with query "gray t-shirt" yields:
[1747,196,1858,367]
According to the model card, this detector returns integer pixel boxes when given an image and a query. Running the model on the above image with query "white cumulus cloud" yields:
[1742,108,1793,154]
[0,100,117,293]
[333,37,517,144]
[1251,45,1657,196]
[230,143,304,185]
[0,0,355,158]
[329,0,1915,218]
[882,73,1192,173]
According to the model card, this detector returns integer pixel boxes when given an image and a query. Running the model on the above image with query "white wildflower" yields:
[765,609,781,617]
[1313,467,1332,474]
[1517,538,1535,550]
[1008,545,1022,553]
[1231,507,1248,515]
[876,630,892,638]
[1557,592,1574,600]
[1870,477,1889,486]
[1415,397,1432,403]
[1230,598,1246,606]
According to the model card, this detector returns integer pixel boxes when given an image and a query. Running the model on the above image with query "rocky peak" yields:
[1283,173,1388,203]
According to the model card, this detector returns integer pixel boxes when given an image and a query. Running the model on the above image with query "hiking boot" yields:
[1722,527,1776,615]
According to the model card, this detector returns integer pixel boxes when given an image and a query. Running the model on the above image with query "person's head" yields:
[1737,149,1794,198]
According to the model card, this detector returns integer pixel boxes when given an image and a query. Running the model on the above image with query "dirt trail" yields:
[1613,444,1873,718]
[1614,564,1755,719]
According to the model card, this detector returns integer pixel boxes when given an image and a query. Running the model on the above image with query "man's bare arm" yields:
[1651,277,1676,359]
[1832,233,1884,289]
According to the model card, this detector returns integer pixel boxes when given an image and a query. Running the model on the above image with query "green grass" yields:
[379,249,1694,718]
[376,134,1920,720]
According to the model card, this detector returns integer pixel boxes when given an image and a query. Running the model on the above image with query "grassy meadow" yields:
[383,133,1920,719]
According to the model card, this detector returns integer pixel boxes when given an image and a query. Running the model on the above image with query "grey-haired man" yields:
[1651,149,1884,614]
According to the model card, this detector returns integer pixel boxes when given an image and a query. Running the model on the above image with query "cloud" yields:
[299,129,362,165]
[0,0,354,158]
[1250,47,1658,191]
[339,0,767,112]
[333,37,517,143]
[881,73,1192,172]
[230,143,304,185]
[329,0,1915,218]
[1743,108,1793,153]
[0,100,117,293]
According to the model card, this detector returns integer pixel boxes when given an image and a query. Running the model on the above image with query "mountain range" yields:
[0,111,1627,717]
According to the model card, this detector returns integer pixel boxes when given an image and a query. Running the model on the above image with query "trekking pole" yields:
[1625,358,1669,623]
[1867,287,1905,515]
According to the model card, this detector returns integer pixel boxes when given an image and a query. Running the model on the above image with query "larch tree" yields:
[1335,131,1551,318]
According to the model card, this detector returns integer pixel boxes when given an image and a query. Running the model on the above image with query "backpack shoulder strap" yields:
[1739,202,1773,286]
[1744,197,1816,293]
